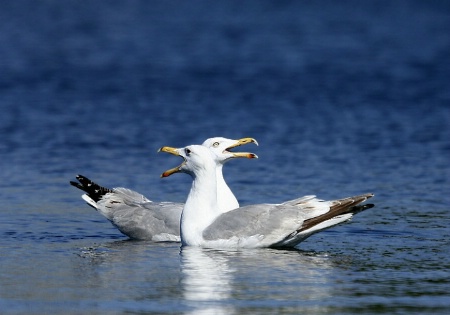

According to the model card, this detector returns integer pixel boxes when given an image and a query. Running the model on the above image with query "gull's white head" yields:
[158,145,215,177]
[201,137,259,164]
[158,138,258,177]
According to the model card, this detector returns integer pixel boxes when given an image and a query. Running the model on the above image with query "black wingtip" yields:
[69,174,113,202]
[69,180,83,190]
[350,203,375,214]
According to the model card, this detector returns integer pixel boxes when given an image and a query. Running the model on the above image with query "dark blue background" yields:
[0,1,449,313]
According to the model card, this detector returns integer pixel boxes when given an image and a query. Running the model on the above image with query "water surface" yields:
[0,1,449,314]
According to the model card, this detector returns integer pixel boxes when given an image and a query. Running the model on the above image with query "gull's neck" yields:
[216,163,239,213]
[181,161,221,246]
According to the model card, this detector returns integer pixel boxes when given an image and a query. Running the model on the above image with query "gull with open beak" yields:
[70,137,258,241]
[159,144,374,248]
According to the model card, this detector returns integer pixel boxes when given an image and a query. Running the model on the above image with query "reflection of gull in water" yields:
[76,241,345,313]
[180,247,235,315]
[180,247,344,314]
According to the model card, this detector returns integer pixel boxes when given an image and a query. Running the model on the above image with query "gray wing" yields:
[71,176,183,241]
[202,193,374,248]
[202,204,308,247]
[108,202,182,241]
[96,188,182,241]
[202,197,334,243]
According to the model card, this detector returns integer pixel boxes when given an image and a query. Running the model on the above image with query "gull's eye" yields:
[185,148,191,156]
[212,142,220,147]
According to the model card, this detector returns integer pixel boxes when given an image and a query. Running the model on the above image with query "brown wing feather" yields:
[297,193,374,232]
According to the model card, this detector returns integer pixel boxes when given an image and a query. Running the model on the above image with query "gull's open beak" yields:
[225,137,259,159]
[158,146,185,177]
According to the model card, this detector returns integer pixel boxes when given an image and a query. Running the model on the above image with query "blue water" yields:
[1,0,449,314]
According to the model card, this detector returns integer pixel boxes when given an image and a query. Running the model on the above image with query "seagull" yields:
[70,137,258,241]
[159,144,374,248]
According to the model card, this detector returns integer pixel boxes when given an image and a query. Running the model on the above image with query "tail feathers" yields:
[70,175,113,203]
[297,193,374,233]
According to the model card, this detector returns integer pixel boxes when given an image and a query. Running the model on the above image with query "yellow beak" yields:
[226,137,259,159]
[158,146,184,177]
